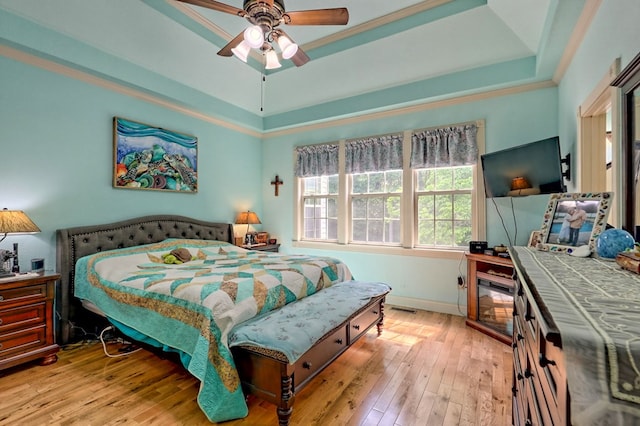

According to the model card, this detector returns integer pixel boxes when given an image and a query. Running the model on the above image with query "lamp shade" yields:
[0,208,40,234]
[235,211,261,225]
[243,25,264,49]
[510,177,531,190]
[231,40,251,63]
[276,34,298,59]
[265,49,281,69]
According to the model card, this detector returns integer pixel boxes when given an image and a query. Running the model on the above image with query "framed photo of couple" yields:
[536,192,613,253]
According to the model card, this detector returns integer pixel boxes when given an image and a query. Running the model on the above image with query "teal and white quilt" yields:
[74,239,352,422]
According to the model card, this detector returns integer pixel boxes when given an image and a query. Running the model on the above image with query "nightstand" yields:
[243,243,281,253]
[0,272,60,370]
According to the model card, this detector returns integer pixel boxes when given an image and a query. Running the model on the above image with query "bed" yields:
[56,215,390,424]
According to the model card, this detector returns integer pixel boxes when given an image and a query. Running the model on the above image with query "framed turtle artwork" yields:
[113,117,198,192]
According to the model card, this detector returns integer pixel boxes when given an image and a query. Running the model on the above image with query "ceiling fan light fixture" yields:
[265,49,281,69]
[276,34,298,60]
[243,25,264,49]
[231,40,251,62]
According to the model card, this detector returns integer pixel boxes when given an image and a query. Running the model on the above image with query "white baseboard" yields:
[385,294,466,317]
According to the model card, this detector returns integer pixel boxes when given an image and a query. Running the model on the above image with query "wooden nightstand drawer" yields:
[0,302,46,333]
[0,326,47,360]
[0,284,47,307]
[0,273,60,370]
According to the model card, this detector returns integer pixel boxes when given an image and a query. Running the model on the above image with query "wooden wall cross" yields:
[271,175,283,196]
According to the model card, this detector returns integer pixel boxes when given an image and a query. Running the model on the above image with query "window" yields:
[294,122,484,253]
[302,175,338,240]
[415,166,473,247]
[351,170,402,244]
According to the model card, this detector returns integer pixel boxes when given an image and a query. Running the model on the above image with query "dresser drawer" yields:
[0,326,47,360]
[0,302,46,333]
[535,334,568,426]
[293,325,347,389]
[0,284,47,308]
[349,300,382,342]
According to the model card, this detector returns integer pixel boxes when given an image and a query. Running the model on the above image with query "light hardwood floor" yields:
[0,307,512,425]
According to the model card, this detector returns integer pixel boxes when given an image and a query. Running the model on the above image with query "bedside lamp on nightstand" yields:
[0,208,41,277]
[235,210,261,247]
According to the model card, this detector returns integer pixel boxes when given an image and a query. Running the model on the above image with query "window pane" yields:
[304,175,338,195]
[454,194,471,220]
[353,198,367,218]
[327,197,338,218]
[435,194,453,220]
[434,168,453,190]
[418,195,434,219]
[353,219,366,241]
[454,220,471,246]
[352,174,368,193]
[454,167,473,190]
[386,219,401,243]
[368,198,383,219]
[435,220,453,245]
[386,171,403,193]
[369,173,384,193]
[416,169,434,191]
[387,196,401,219]
[368,220,383,241]
[328,175,339,194]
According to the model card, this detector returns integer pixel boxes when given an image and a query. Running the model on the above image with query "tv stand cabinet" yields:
[465,253,514,345]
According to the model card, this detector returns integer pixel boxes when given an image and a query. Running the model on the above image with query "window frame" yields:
[293,121,486,258]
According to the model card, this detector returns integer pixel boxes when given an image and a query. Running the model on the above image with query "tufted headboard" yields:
[55,215,233,344]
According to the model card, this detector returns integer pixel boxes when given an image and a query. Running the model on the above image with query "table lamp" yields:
[0,208,41,277]
[235,211,261,247]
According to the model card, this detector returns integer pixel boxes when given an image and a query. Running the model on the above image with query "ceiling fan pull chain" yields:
[261,73,265,112]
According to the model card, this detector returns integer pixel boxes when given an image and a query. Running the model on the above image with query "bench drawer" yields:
[293,325,348,389]
[349,301,382,342]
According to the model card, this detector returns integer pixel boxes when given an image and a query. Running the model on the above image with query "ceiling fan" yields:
[176,0,349,68]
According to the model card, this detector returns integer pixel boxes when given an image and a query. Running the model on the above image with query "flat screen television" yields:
[481,136,566,198]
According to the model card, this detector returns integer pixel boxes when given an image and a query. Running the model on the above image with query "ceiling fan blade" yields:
[290,47,310,67]
[217,31,245,57]
[284,8,349,26]
[175,0,246,17]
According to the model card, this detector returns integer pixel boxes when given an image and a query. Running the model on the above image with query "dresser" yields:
[0,273,59,370]
[510,247,640,425]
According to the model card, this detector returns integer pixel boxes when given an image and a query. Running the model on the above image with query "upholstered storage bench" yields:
[228,281,390,426]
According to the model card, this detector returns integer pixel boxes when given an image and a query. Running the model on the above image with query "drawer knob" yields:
[512,386,517,396]
[539,353,557,368]
[335,338,343,345]
[0,295,3,301]
[524,369,533,379]
[525,313,534,322]
[302,361,312,369]
[512,342,517,350]
[373,310,378,315]
[517,333,524,341]
[517,372,524,381]
[353,324,360,330]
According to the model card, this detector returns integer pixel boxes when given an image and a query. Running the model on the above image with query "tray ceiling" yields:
[0,0,586,129]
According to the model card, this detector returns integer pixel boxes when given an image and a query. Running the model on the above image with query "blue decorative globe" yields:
[595,229,636,259]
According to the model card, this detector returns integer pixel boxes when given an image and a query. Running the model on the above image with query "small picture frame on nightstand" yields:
[255,232,268,244]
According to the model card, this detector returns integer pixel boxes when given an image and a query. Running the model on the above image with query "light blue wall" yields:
[558,0,640,195]
[262,87,558,308]
[2,55,263,273]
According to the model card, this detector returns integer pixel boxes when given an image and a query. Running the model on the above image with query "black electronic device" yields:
[469,241,488,253]
[481,136,567,198]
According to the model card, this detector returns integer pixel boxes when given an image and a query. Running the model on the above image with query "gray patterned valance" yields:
[294,144,339,177]
[410,123,478,169]
[345,134,403,174]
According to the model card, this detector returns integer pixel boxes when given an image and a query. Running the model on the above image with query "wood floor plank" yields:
[0,306,512,425]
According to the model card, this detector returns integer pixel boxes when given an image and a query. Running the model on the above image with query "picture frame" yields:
[113,117,198,192]
[537,192,613,253]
